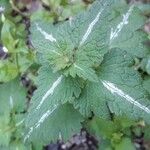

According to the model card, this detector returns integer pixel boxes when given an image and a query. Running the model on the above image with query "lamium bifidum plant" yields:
[23,0,150,148]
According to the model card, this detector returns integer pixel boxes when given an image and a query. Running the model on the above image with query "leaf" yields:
[136,3,150,15]
[25,64,83,143]
[0,0,10,12]
[0,141,32,150]
[30,0,114,81]
[1,19,16,52]
[145,57,150,75]
[87,116,135,141]
[0,60,18,82]
[143,77,150,95]
[0,78,27,147]
[109,4,149,58]
[87,117,118,139]
[144,125,150,140]
[25,104,83,144]
[0,78,27,115]
[64,63,99,82]
[0,114,11,146]
[115,138,135,150]
[74,49,150,124]
[110,31,149,58]
[28,0,150,145]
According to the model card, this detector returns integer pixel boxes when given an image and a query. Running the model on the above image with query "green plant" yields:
[24,0,150,148]
[0,0,150,149]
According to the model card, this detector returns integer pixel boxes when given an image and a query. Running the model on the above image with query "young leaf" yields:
[30,0,114,81]
[74,49,150,124]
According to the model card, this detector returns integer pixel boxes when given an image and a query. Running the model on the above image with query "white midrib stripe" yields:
[36,23,56,42]
[24,104,58,142]
[24,75,63,142]
[16,119,25,127]
[74,63,84,71]
[35,104,58,129]
[80,6,105,46]
[102,80,150,114]
[9,96,13,108]
[35,75,63,111]
[110,5,134,43]
[36,23,61,55]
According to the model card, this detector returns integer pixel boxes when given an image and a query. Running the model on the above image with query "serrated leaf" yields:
[28,0,150,145]
[25,64,82,142]
[0,78,27,115]
[25,104,83,144]
[30,0,114,81]
[110,31,149,58]
[65,63,99,82]
[74,49,150,124]
[109,5,145,45]
[30,0,148,81]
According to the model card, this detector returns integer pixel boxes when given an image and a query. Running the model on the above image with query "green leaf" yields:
[28,0,150,145]
[87,117,118,139]
[0,0,10,12]
[0,60,18,82]
[143,77,150,95]
[1,19,16,52]
[136,3,150,15]
[74,49,150,124]
[109,5,149,58]
[110,31,149,58]
[25,104,83,144]
[17,52,36,73]
[30,0,148,81]
[30,0,114,81]
[0,141,32,150]
[0,78,27,115]
[144,125,150,140]
[0,114,11,146]
[0,78,27,147]
[145,57,150,75]
[59,0,86,20]
[115,138,135,150]
[25,64,82,143]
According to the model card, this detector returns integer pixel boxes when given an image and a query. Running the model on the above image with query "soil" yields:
[44,130,98,150]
